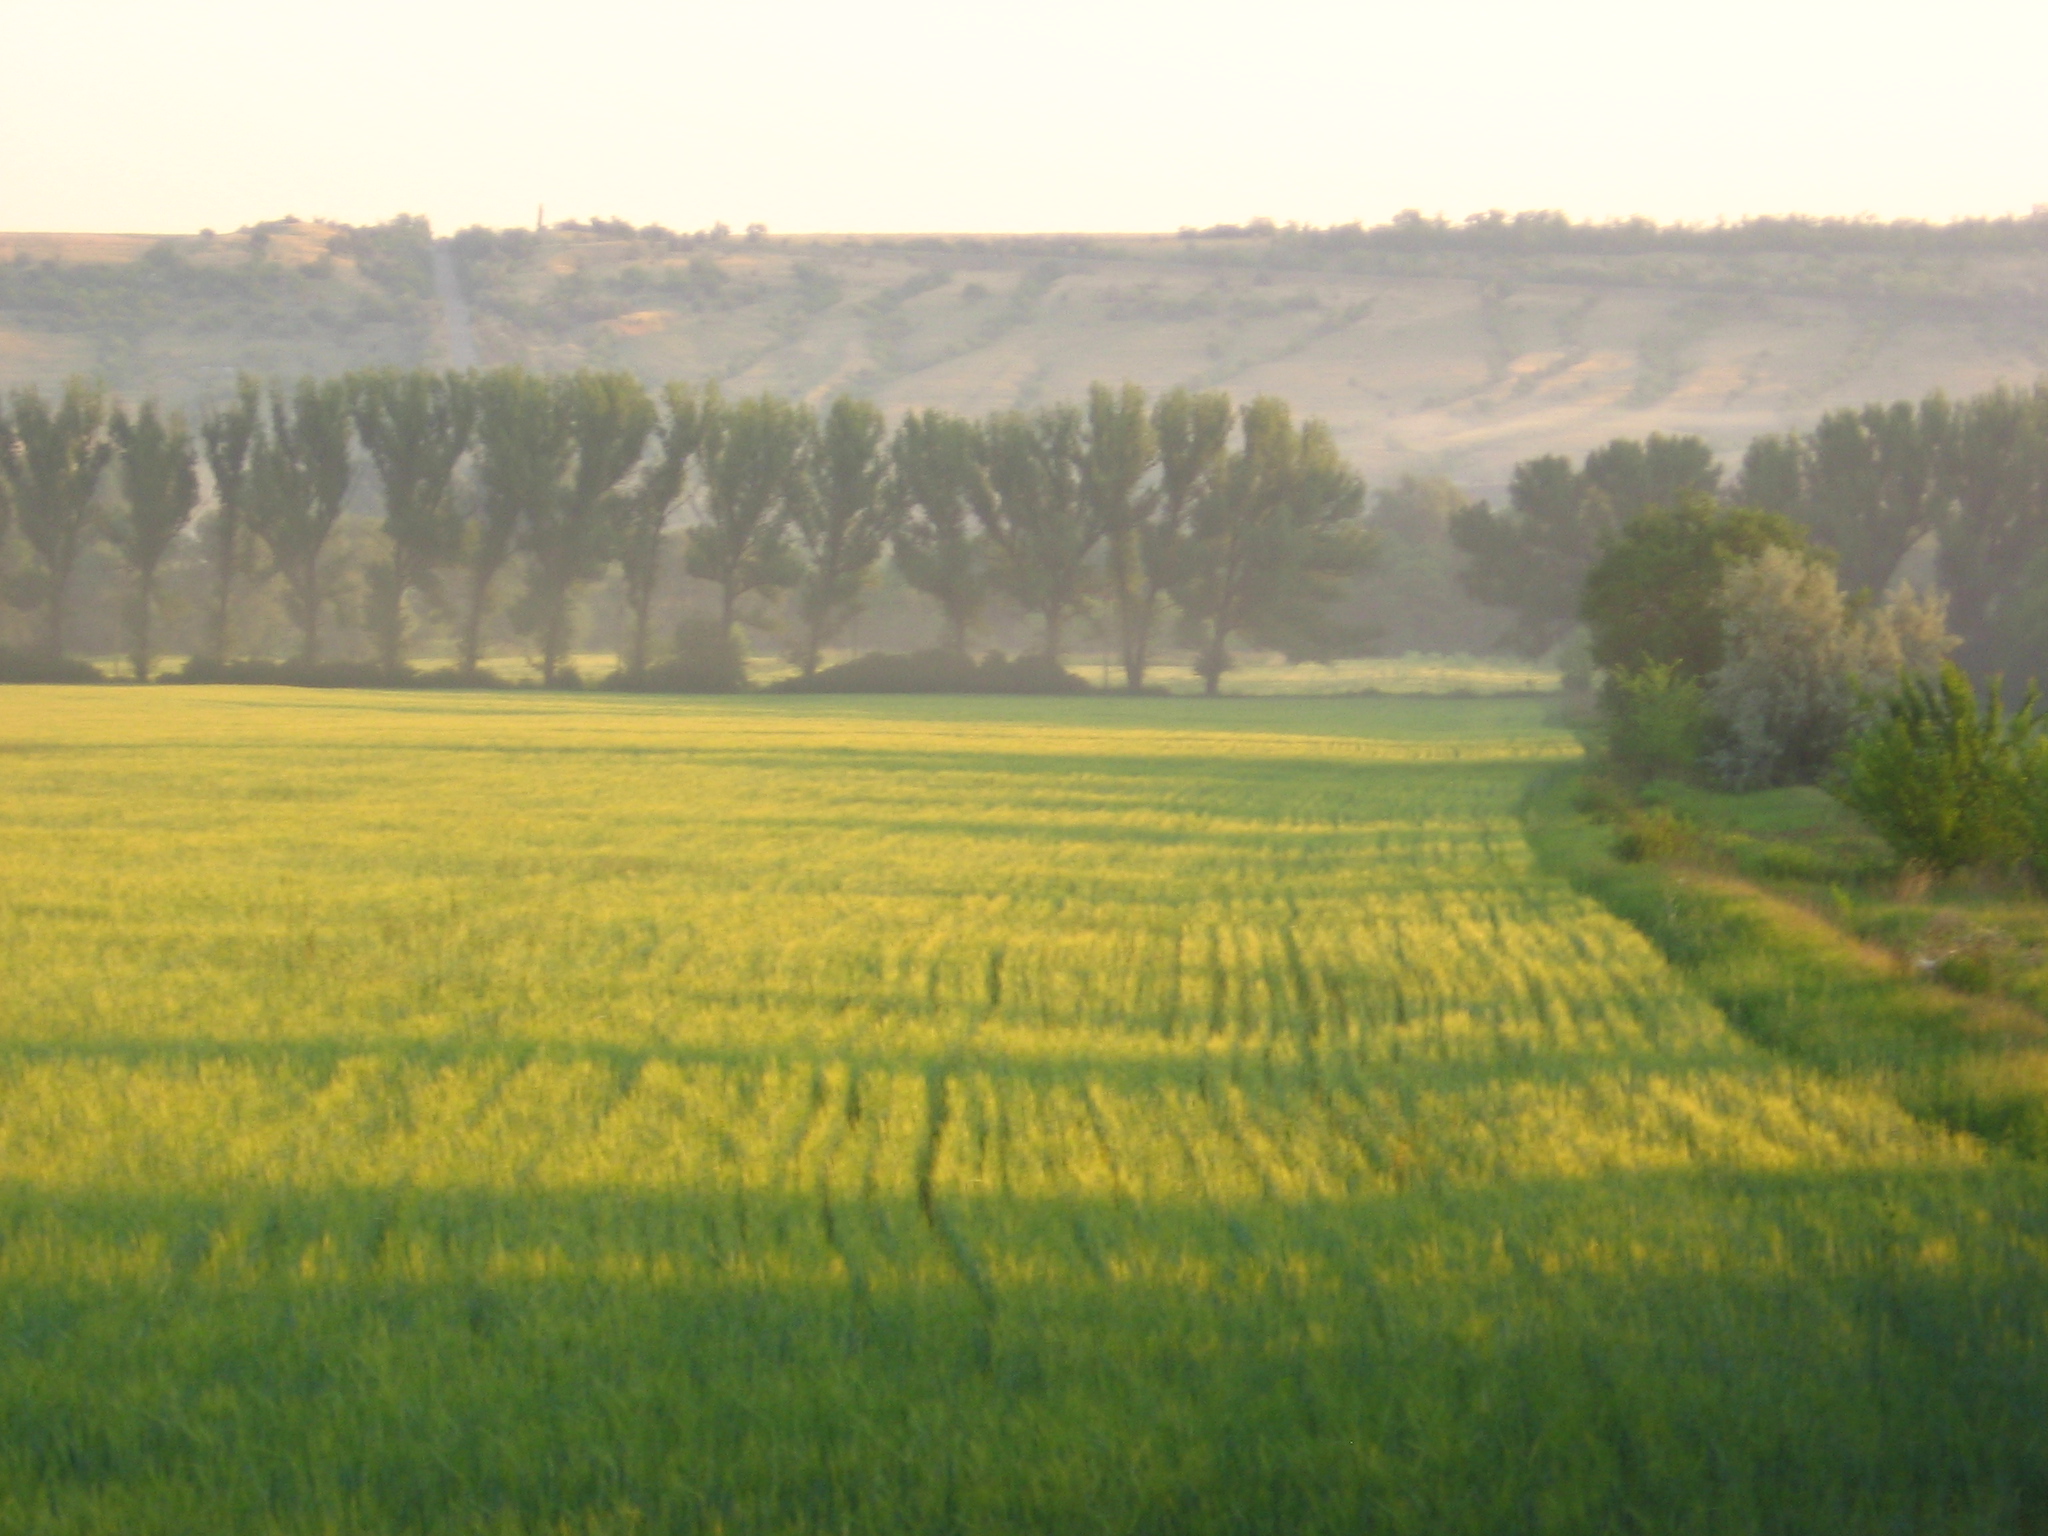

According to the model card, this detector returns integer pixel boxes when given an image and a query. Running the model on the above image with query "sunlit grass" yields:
[0,687,2044,1534]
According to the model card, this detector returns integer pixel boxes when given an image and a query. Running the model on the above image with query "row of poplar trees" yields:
[1451,381,2048,681]
[0,372,1371,691]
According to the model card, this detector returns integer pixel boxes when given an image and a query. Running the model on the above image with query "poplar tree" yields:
[1083,383,1160,690]
[1,378,113,657]
[199,375,260,660]
[351,369,477,671]
[465,367,571,675]
[889,408,985,651]
[519,370,654,683]
[976,404,1098,661]
[1148,387,1234,661]
[1935,383,2048,678]
[618,382,703,679]
[1451,434,1719,654]
[685,389,807,635]
[1171,398,1372,694]
[249,378,353,664]
[788,396,890,676]
[1741,400,1950,595]
[110,401,199,680]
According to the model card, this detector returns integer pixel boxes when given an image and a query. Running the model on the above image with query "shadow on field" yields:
[2,1171,2045,1534]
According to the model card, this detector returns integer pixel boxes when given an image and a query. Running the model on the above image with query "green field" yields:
[2,688,2046,1535]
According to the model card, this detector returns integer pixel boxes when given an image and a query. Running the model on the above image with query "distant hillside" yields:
[4,211,2047,495]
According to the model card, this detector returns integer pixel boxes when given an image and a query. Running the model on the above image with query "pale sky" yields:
[6,0,2043,236]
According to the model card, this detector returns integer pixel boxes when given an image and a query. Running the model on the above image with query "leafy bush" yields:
[605,620,748,694]
[1614,806,1696,862]
[770,650,1091,695]
[1600,661,1705,781]
[1708,548,1954,788]
[1835,664,2037,873]
[0,647,103,683]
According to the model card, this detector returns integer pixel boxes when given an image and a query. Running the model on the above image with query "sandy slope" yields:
[4,222,2043,492]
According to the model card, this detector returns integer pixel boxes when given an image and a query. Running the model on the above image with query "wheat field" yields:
[1,688,2045,1534]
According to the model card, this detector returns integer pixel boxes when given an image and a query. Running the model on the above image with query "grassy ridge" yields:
[2,690,2046,1533]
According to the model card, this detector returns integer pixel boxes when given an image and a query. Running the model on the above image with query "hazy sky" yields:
[7,0,2043,235]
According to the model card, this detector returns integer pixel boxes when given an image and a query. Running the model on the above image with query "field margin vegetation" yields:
[1526,767,2048,1160]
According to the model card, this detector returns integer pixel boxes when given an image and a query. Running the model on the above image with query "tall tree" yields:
[1938,383,2048,678]
[788,396,890,677]
[1449,433,1720,655]
[110,402,199,680]
[351,369,477,671]
[1146,386,1234,669]
[1580,498,1811,679]
[199,375,261,660]
[618,382,703,679]
[0,378,113,656]
[685,389,807,634]
[465,367,571,675]
[1805,399,1950,594]
[1735,433,1803,516]
[1449,455,1601,654]
[976,404,1098,660]
[1082,382,1160,690]
[518,370,654,683]
[889,408,985,651]
[248,378,353,664]
[1580,433,1721,520]
[1171,397,1372,694]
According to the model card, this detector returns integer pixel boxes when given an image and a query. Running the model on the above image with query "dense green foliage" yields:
[0,372,1372,691]
[1736,384,2048,680]
[1580,499,1809,678]
[2,688,2045,1534]
[1838,664,2042,873]
[1599,661,1705,781]
[1451,434,1721,653]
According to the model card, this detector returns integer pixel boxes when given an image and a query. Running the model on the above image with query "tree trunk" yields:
[461,569,491,675]
[130,568,157,682]
[208,523,237,661]
[374,552,414,675]
[540,587,568,685]
[298,555,322,665]
[626,595,653,679]
[43,567,67,659]
[1198,625,1228,697]
[1042,607,1063,663]
[1121,590,1154,692]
